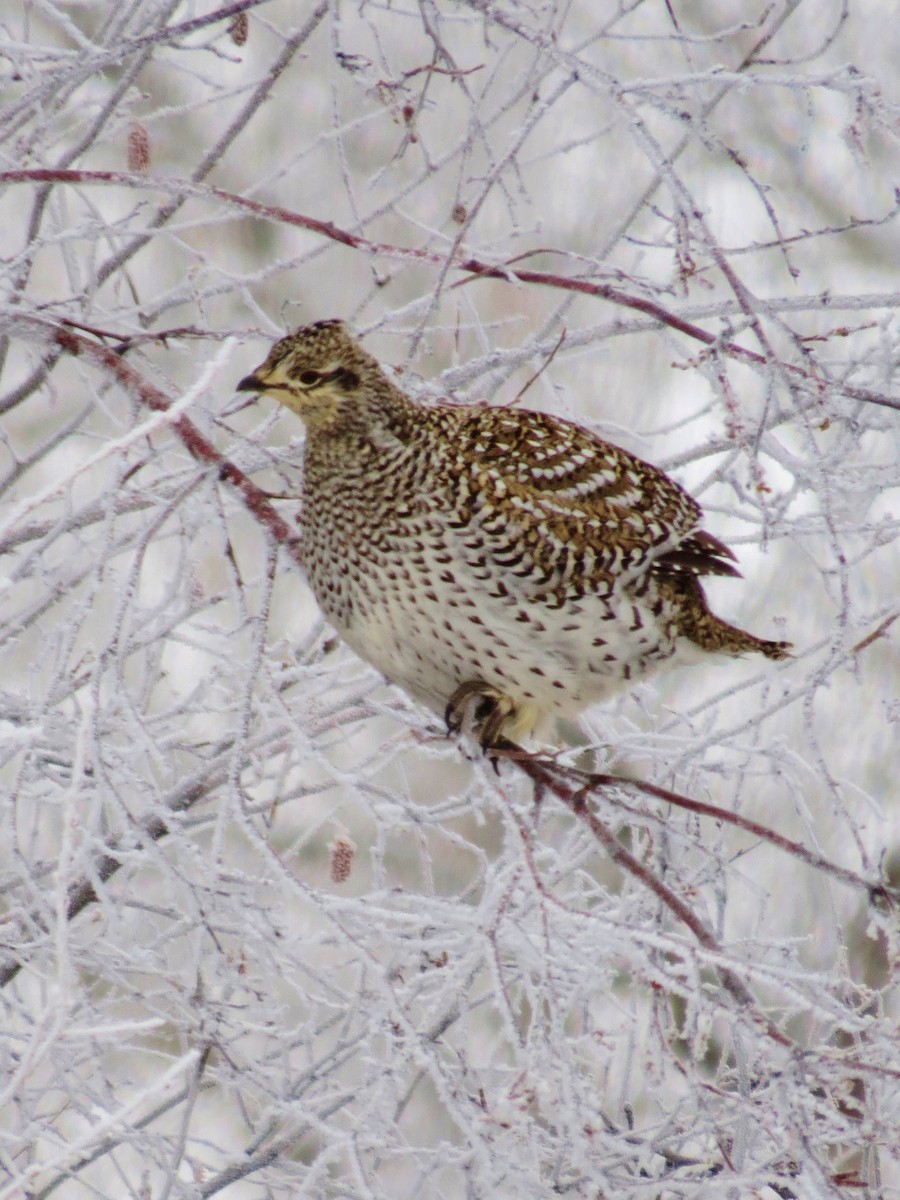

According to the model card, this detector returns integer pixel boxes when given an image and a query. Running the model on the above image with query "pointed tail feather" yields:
[663,575,791,660]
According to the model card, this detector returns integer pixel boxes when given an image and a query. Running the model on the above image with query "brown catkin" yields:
[329,836,356,884]
[229,12,249,46]
[127,122,150,172]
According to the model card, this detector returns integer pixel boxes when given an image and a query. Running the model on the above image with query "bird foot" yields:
[445,680,518,753]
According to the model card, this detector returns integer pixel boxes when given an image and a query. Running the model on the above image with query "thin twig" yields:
[1,168,896,412]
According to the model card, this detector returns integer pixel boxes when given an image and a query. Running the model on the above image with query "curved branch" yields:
[1,168,896,412]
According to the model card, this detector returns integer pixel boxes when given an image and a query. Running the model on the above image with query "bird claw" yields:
[445,680,517,754]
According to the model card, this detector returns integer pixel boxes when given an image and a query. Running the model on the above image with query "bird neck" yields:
[305,373,423,447]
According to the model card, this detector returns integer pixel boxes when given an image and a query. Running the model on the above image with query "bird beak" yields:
[236,373,263,393]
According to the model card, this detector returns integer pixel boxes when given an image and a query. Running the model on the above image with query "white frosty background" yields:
[1,2,898,1198]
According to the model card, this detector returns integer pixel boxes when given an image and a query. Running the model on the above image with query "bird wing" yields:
[456,406,739,582]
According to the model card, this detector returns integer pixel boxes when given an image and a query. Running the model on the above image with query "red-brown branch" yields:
[494,742,900,1079]
[1,168,897,412]
[35,320,302,565]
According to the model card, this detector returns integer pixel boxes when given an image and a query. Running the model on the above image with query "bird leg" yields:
[445,680,518,751]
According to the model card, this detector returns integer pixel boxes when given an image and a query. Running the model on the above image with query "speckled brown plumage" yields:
[237,319,790,744]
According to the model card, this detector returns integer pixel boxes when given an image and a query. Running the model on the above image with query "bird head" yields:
[237,319,376,430]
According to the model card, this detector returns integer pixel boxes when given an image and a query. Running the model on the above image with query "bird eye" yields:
[299,370,321,386]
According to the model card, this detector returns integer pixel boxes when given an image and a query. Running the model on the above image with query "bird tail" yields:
[704,618,793,661]
[664,575,792,660]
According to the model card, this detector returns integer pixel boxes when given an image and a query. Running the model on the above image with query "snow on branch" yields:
[1,2,897,1198]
